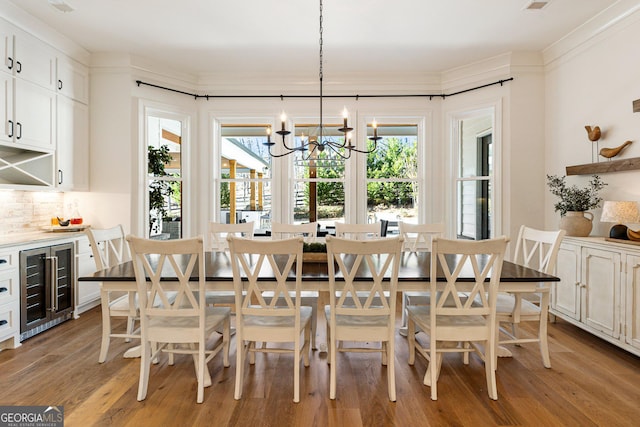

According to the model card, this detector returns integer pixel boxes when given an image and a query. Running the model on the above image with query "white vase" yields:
[559,211,593,237]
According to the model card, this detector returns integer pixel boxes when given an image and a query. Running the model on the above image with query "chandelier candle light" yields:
[263,0,381,160]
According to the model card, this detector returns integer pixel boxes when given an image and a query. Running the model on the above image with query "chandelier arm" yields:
[325,142,350,159]
[282,133,314,153]
[345,145,377,154]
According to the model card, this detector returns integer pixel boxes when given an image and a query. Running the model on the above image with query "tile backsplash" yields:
[0,191,65,235]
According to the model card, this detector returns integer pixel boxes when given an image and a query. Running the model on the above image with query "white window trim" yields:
[137,100,194,238]
[356,114,429,224]
[446,100,502,240]
[210,115,277,225]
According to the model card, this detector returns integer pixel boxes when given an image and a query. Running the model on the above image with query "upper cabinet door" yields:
[0,25,14,75]
[56,57,88,104]
[12,28,56,90]
[0,72,13,144]
[14,78,55,151]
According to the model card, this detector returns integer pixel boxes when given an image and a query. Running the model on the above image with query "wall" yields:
[544,7,640,235]
[0,191,64,235]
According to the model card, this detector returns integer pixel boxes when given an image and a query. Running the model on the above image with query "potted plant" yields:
[302,242,328,263]
[546,174,607,236]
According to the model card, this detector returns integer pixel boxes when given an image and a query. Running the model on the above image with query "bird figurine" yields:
[585,125,601,141]
[585,125,602,162]
[599,140,633,159]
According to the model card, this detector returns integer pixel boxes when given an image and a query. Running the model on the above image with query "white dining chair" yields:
[325,235,403,401]
[406,236,508,400]
[495,225,565,368]
[271,221,318,239]
[85,225,137,363]
[270,221,319,349]
[127,235,231,404]
[206,221,255,309]
[208,221,255,252]
[397,222,446,334]
[335,222,382,240]
[227,235,312,403]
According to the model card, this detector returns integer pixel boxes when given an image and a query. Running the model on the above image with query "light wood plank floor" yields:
[1,303,639,427]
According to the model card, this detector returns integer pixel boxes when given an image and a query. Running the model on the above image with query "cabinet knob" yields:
[58,79,63,90]
[7,120,13,138]
[0,287,7,293]
[16,122,22,140]
[58,169,63,185]
[0,319,7,326]
[6,57,12,70]
[16,61,21,73]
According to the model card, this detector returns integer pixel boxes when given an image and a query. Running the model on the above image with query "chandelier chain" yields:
[319,0,323,82]
[261,0,378,161]
[319,0,324,133]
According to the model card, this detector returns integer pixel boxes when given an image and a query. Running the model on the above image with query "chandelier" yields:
[263,0,381,160]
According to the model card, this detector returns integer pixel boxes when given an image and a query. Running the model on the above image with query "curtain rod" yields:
[135,78,513,101]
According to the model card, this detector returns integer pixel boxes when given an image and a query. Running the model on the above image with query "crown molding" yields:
[543,0,640,67]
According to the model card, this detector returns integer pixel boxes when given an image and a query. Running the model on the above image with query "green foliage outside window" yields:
[148,145,174,222]
[220,173,230,208]
[366,137,417,207]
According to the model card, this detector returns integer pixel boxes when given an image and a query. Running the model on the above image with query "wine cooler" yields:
[19,243,75,341]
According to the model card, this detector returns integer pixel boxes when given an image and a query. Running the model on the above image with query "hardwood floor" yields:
[1,303,640,427]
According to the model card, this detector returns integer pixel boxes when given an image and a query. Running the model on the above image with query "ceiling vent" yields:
[524,1,550,10]
[49,0,74,13]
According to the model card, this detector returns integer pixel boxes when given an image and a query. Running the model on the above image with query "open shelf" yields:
[0,145,54,187]
[566,157,640,176]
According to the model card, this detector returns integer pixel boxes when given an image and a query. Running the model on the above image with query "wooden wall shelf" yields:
[566,156,640,175]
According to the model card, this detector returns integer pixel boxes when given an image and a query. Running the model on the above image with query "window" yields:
[218,125,272,230]
[292,123,346,227]
[365,124,419,234]
[146,115,183,239]
[454,110,495,240]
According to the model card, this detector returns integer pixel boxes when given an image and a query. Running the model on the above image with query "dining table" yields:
[78,250,560,356]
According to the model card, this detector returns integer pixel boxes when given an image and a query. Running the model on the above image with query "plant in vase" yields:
[302,242,328,263]
[546,174,607,236]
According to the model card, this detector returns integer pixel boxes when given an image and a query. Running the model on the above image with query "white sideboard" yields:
[551,236,640,357]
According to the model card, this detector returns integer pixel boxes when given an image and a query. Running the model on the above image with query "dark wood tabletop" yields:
[79,251,559,284]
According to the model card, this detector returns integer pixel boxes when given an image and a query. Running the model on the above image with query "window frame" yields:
[137,101,193,239]
[212,117,277,229]
[448,103,502,240]
[356,115,428,225]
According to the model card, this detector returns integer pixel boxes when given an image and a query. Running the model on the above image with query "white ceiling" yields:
[6,0,623,81]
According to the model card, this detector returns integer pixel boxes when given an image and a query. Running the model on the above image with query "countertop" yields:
[0,230,87,249]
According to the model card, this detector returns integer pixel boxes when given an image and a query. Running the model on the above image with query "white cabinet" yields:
[2,24,55,90]
[0,18,89,189]
[626,255,640,350]
[553,242,581,320]
[1,21,56,151]
[14,78,56,151]
[551,237,639,357]
[581,246,621,339]
[56,57,89,104]
[56,96,88,190]
[0,248,20,351]
[0,66,56,152]
[75,234,100,315]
